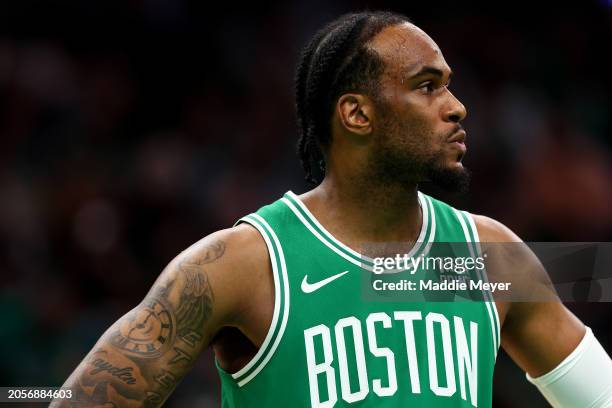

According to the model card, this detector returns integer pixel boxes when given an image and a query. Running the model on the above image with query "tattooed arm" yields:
[51,225,266,407]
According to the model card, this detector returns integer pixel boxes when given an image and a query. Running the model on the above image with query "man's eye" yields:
[418,81,435,93]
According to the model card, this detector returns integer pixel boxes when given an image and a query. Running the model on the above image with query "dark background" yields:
[0,0,610,406]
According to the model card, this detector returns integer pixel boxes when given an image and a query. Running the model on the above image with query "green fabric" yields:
[217,192,498,407]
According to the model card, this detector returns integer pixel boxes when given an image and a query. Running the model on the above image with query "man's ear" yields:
[336,94,374,136]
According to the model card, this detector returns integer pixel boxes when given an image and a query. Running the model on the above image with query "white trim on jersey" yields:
[230,214,290,387]
[453,208,500,360]
[283,191,436,273]
[281,196,365,269]
[465,211,501,349]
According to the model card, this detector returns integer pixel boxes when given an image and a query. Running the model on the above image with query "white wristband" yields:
[526,326,612,408]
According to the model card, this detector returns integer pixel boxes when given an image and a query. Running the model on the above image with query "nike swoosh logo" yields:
[301,271,350,294]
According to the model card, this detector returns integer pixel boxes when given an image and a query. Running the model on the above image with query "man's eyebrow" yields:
[409,66,453,80]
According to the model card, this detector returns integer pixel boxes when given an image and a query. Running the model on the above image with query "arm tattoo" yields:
[110,297,175,358]
[153,369,177,389]
[169,347,193,365]
[176,261,214,337]
[52,240,225,407]
[89,358,137,384]
[77,381,120,407]
[192,240,225,264]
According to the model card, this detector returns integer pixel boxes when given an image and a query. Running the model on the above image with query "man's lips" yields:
[448,129,466,144]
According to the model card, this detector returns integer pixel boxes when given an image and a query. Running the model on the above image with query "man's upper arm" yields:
[52,223,267,407]
[472,214,585,378]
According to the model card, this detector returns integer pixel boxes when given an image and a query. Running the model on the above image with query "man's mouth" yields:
[447,129,466,144]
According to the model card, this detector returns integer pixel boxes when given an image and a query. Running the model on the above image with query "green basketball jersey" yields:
[217,191,500,407]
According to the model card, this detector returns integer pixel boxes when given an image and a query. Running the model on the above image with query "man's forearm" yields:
[51,240,223,407]
[50,340,182,407]
[50,315,201,407]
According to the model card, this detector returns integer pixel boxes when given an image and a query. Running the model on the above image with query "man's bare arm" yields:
[50,226,258,407]
[474,215,612,407]
[473,214,585,376]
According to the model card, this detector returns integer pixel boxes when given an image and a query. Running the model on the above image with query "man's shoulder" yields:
[167,223,273,329]
[178,223,270,275]
[471,213,523,243]
[420,194,521,243]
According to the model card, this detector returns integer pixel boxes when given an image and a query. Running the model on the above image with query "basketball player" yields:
[52,11,612,407]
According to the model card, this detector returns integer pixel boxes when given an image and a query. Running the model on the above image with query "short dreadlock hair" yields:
[295,11,411,185]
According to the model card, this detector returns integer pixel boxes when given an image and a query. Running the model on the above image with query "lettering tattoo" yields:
[154,369,177,389]
[145,391,163,406]
[169,347,193,365]
[89,358,137,384]
[180,329,203,348]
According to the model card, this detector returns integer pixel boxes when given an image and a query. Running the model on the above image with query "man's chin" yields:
[425,164,471,193]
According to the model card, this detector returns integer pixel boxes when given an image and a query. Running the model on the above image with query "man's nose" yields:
[443,91,467,123]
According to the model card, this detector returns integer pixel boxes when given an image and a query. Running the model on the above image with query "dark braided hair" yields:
[295,11,410,185]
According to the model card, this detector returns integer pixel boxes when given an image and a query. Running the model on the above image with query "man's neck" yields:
[299,174,423,250]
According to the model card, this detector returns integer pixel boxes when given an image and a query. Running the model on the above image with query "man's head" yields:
[295,11,469,192]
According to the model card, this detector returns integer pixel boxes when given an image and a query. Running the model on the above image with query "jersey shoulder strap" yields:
[424,193,481,243]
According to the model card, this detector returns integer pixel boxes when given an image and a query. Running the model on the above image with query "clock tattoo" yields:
[111,298,175,358]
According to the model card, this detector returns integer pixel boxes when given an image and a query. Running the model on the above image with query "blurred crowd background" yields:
[0,0,610,406]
